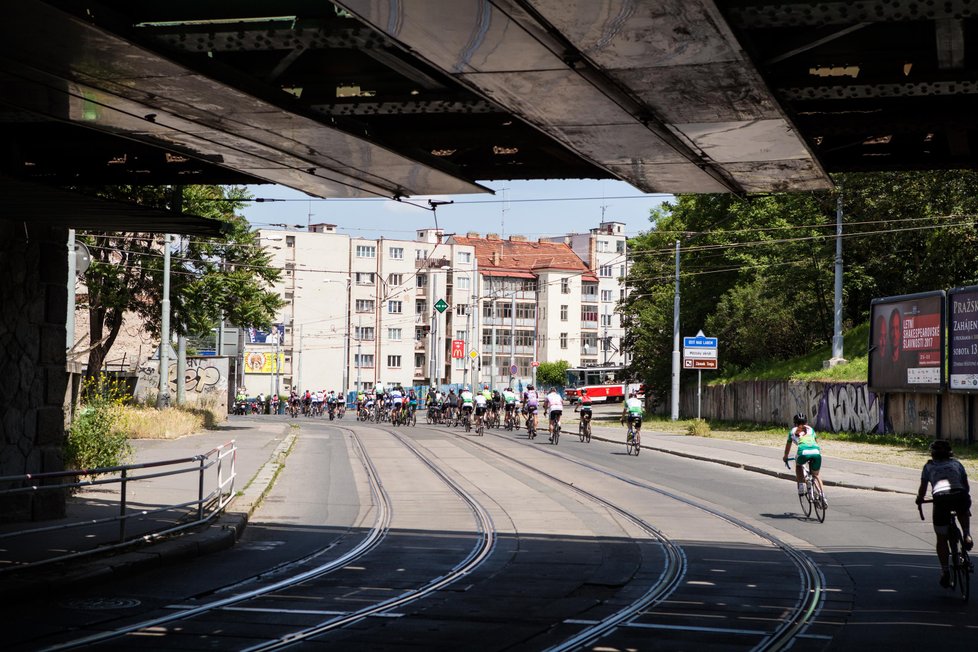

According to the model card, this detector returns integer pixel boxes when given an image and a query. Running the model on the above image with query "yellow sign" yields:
[469,349,479,359]
[244,350,285,374]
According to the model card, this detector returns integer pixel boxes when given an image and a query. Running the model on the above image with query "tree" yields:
[78,185,283,381]
[536,360,570,388]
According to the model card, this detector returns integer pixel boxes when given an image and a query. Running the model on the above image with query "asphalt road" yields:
[6,413,972,651]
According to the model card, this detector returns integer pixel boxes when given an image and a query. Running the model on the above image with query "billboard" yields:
[948,286,978,391]
[244,350,285,375]
[868,291,945,393]
[247,324,285,344]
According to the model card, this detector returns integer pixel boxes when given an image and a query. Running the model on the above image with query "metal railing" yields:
[0,440,237,573]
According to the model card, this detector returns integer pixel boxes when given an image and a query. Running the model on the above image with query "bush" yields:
[686,419,711,437]
[65,374,132,470]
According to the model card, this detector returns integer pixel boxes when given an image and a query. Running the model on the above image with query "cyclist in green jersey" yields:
[782,413,824,500]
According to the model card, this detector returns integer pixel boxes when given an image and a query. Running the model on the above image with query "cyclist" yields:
[782,413,823,501]
[621,390,643,441]
[545,387,563,442]
[459,385,475,427]
[915,439,972,587]
[326,390,338,419]
[523,385,540,435]
[473,390,488,431]
[503,386,518,429]
[575,392,593,428]
[446,388,459,423]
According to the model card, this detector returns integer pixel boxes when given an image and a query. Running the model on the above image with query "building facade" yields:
[254,221,630,396]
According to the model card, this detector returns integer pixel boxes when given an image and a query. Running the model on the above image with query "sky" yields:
[241,179,673,241]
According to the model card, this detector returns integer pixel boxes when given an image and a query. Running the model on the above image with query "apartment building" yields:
[251,221,629,395]
[545,221,630,365]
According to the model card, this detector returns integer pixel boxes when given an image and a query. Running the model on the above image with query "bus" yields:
[563,365,643,403]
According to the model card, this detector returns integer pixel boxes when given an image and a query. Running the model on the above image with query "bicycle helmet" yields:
[792,413,807,426]
[929,439,953,459]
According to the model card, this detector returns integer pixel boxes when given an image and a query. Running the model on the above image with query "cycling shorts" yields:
[461,404,473,413]
[549,410,562,422]
[525,405,537,414]
[796,450,822,472]
[932,491,972,533]
[475,405,486,416]
[505,403,515,412]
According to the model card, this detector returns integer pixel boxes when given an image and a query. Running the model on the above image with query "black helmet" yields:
[792,413,807,426]
[929,439,953,459]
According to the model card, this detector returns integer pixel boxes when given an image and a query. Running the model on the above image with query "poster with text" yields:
[868,291,945,393]
[948,286,978,391]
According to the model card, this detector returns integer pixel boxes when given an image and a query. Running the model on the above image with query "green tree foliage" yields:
[536,360,570,388]
[77,185,284,381]
[620,171,978,396]
[65,374,132,471]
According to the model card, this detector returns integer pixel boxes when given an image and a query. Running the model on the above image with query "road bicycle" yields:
[475,413,484,436]
[919,498,972,602]
[625,417,641,456]
[463,407,472,433]
[578,413,592,443]
[525,410,537,439]
[549,415,560,445]
[785,457,826,522]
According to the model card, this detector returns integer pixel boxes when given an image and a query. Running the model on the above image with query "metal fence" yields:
[0,440,237,573]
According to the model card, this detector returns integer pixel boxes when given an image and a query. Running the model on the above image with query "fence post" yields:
[198,456,206,521]
[118,468,127,542]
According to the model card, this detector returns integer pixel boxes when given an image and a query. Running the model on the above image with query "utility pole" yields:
[828,186,847,367]
[671,240,680,421]
[509,292,516,389]
[157,234,172,408]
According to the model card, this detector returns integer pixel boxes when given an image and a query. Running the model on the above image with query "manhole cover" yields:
[62,597,142,610]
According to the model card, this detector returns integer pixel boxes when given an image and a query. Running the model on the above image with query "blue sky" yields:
[241,179,672,240]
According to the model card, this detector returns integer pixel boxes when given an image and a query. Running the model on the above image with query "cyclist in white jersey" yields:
[545,388,563,441]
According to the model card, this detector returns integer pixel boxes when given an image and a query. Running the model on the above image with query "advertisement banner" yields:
[869,291,945,393]
[244,350,285,374]
[247,324,285,344]
[948,286,978,391]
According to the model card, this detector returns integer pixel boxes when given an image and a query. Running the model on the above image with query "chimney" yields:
[487,233,500,240]
[467,231,480,238]
[492,251,501,265]
[509,235,527,242]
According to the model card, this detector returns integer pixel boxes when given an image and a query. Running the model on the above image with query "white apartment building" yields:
[545,221,630,366]
[250,221,629,396]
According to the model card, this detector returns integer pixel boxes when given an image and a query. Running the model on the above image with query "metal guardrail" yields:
[0,440,237,573]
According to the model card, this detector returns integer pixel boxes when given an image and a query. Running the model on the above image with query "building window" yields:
[520,279,537,292]
[496,331,512,347]
[355,299,375,313]
[619,265,626,277]
[388,328,402,340]
[415,326,427,341]
[581,305,598,322]
[581,332,598,354]
[601,289,614,302]
[455,357,467,370]
[356,245,376,258]
[457,251,472,263]
[415,353,425,368]
[515,330,534,347]
[498,303,512,319]
[456,304,469,316]
[457,275,470,290]
[560,333,568,349]
[387,355,402,368]
[483,330,493,347]
[416,299,427,314]
[561,278,570,294]
[416,248,427,260]
[582,283,598,299]
[389,246,404,260]
[388,273,403,286]
[516,303,535,319]
[355,326,375,341]
[286,236,295,248]
[388,300,403,314]
[616,240,626,253]
[599,264,612,277]
[355,272,375,285]
[597,239,609,252]
[417,273,427,287]
[560,305,568,321]
[600,314,613,327]
[354,354,375,368]
[483,303,494,319]
[456,330,466,340]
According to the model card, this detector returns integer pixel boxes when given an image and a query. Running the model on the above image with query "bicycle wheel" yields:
[955,554,970,602]
[553,423,560,445]
[798,479,813,518]
[579,425,586,443]
[813,478,826,523]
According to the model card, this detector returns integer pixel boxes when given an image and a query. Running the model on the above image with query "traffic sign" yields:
[434,298,448,313]
[469,349,479,359]
[509,364,518,375]
[684,347,718,359]
[451,339,465,359]
[684,359,718,369]
[683,335,718,348]
[531,361,540,367]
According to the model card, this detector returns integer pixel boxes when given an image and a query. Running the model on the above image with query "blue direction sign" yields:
[684,335,718,348]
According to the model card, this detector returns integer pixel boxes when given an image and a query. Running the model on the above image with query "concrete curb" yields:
[0,425,298,599]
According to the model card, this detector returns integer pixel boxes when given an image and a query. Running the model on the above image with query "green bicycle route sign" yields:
[434,298,449,313]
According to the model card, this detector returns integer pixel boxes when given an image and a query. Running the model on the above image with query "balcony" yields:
[416,256,451,269]
[581,320,599,330]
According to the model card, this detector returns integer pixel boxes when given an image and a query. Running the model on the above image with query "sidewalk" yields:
[583,419,920,495]
[0,416,922,597]
[0,418,294,598]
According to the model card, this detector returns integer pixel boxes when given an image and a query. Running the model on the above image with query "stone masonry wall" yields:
[0,220,68,521]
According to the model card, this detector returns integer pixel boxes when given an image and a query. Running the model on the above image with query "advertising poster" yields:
[248,324,285,344]
[869,291,945,393]
[948,286,978,391]
[244,350,285,375]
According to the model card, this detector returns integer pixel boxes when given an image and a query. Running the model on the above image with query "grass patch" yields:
[117,405,221,439]
[716,322,870,383]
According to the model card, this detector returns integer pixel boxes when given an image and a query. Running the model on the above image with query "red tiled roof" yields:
[451,236,590,275]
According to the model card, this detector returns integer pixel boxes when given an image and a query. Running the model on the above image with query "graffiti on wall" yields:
[135,357,229,406]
